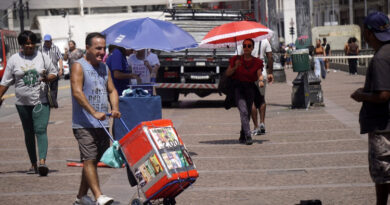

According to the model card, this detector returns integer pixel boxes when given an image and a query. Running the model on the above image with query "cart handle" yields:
[98,113,130,142]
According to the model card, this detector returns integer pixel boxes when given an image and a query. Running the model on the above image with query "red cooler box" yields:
[119,119,198,203]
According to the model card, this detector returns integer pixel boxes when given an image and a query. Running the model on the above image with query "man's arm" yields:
[58,58,63,77]
[70,62,105,120]
[107,69,121,118]
[63,49,69,61]
[351,88,390,103]
[113,70,141,84]
[0,85,9,107]
[266,52,274,83]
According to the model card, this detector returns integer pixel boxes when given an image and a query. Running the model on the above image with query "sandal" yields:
[26,167,38,174]
[38,164,49,176]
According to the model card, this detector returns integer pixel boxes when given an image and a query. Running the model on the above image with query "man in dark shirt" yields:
[322,38,331,72]
[351,12,390,205]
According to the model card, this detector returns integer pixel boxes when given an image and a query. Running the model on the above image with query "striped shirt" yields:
[40,45,63,70]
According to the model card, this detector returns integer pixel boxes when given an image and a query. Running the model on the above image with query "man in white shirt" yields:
[127,49,160,84]
[251,38,273,135]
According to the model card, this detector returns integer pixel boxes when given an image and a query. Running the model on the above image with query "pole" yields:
[331,0,334,23]
[364,0,367,16]
[80,0,84,16]
[260,0,267,25]
[19,0,24,32]
[349,0,353,24]
[254,0,259,22]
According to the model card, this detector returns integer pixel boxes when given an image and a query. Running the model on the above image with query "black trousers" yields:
[348,54,358,74]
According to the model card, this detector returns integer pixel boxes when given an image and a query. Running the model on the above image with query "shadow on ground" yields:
[199,139,269,145]
[163,100,226,109]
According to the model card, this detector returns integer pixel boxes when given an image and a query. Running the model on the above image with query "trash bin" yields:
[291,72,310,108]
[292,49,310,72]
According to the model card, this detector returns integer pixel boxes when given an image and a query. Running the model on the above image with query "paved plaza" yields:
[0,68,376,205]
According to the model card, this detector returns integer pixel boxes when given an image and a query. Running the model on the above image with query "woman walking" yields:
[225,38,263,145]
[0,30,57,176]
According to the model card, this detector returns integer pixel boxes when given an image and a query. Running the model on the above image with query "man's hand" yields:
[259,80,265,88]
[92,111,106,121]
[111,110,121,118]
[58,69,63,77]
[351,88,364,102]
[267,74,274,84]
[144,60,151,67]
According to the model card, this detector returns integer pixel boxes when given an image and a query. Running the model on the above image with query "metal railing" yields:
[329,49,374,67]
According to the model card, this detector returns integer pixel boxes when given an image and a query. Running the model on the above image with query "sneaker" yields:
[26,167,38,174]
[259,123,266,134]
[96,195,114,205]
[74,195,95,205]
[251,128,259,135]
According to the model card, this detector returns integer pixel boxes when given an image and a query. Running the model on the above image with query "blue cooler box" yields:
[113,95,162,140]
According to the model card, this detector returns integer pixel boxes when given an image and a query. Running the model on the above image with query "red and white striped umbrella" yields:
[200,20,273,48]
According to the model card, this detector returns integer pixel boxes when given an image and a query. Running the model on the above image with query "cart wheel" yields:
[163,197,176,205]
[131,198,143,205]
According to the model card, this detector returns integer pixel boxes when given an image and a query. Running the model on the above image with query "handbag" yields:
[40,51,57,108]
[218,72,233,95]
[46,82,56,108]
[100,141,125,168]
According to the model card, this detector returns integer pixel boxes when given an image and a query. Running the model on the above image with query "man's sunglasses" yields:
[243,44,252,48]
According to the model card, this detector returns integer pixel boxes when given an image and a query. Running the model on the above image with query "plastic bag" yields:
[100,141,125,168]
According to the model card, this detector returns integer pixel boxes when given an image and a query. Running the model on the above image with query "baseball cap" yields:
[43,34,52,41]
[364,11,390,42]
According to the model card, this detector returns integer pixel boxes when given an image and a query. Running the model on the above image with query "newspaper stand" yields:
[119,119,198,205]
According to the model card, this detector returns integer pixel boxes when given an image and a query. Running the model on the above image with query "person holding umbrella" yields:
[225,38,264,145]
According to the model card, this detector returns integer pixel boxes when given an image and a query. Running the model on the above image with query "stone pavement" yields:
[0,68,375,205]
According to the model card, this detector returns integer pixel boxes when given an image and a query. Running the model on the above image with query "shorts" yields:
[254,80,266,108]
[368,132,390,184]
[73,128,110,161]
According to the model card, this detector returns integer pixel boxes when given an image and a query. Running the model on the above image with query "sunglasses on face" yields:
[243,44,253,48]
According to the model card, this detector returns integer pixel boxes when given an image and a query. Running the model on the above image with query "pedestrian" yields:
[39,34,63,108]
[0,30,57,176]
[64,40,84,68]
[322,37,331,73]
[314,38,326,79]
[351,11,390,205]
[225,38,263,145]
[147,49,160,83]
[127,49,159,84]
[251,38,274,135]
[285,44,293,69]
[280,43,286,68]
[347,37,359,75]
[106,45,140,95]
[71,32,120,205]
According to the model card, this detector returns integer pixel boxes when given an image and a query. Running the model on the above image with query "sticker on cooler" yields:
[149,127,180,149]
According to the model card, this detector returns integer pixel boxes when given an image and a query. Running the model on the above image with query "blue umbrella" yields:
[101,17,198,52]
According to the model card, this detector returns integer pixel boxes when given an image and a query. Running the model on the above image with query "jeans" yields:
[314,57,326,79]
